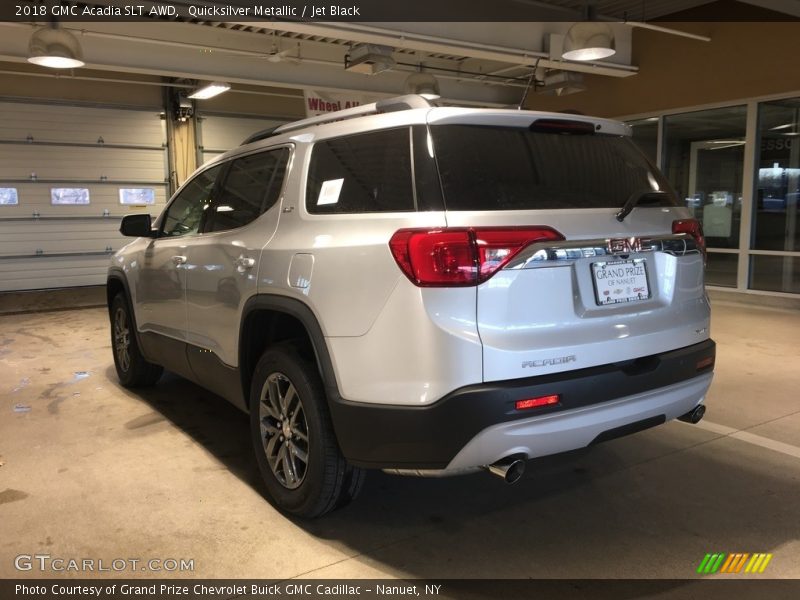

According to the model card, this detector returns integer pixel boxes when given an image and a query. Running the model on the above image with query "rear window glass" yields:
[430,124,677,211]
[306,128,415,214]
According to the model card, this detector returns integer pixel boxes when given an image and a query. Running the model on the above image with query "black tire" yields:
[110,293,163,387]
[249,344,364,518]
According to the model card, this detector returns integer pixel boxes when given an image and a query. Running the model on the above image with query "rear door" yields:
[427,113,711,383]
[184,146,291,371]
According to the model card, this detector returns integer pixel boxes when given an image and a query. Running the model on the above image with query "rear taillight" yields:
[672,218,707,259]
[389,227,564,287]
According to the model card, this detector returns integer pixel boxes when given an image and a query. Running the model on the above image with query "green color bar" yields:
[710,553,727,574]
[704,554,716,574]
[697,554,713,574]
[704,554,719,574]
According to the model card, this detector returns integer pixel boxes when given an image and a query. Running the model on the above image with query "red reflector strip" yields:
[530,119,595,135]
[696,356,715,371]
[515,395,560,411]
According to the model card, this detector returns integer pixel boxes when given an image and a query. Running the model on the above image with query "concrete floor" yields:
[1,300,799,580]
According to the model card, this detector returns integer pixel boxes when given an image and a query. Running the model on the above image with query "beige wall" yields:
[0,63,164,107]
[200,85,305,119]
[526,21,800,118]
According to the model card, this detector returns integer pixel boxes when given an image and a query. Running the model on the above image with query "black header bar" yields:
[3,0,800,22]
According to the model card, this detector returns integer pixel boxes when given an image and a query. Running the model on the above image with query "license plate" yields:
[591,259,650,305]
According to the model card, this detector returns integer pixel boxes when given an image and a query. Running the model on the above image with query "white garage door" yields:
[198,113,290,165]
[0,100,168,291]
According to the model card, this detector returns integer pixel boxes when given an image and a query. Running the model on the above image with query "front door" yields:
[135,164,223,341]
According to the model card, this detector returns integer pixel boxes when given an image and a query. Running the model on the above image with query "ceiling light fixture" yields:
[27,24,85,69]
[562,22,616,61]
[188,82,231,100]
[403,71,440,96]
[562,1,616,62]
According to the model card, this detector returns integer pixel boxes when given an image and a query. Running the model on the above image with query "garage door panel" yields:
[0,100,168,290]
[1,220,141,238]
[0,146,166,181]
[0,223,129,255]
[0,102,165,147]
[0,256,111,291]
[0,183,168,216]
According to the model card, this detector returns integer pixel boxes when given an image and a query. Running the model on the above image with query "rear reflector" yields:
[515,395,560,411]
[389,227,564,287]
[696,356,715,371]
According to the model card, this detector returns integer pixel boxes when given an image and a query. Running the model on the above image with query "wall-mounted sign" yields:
[303,90,379,117]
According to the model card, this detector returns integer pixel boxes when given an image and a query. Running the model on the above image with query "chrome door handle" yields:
[235,256,256,270]
[172,255,187,265]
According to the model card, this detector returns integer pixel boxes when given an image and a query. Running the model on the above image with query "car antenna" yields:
[517,58,540,110]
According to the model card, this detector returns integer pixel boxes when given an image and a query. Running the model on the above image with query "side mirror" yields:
[120,214,154,238]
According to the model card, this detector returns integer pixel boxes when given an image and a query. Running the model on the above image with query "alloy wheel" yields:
[259,372,309,489]
[113,307,131,372]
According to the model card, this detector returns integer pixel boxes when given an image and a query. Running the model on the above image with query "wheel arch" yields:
[239,295,341,413]
[107,269,149,360]
[106,269,128,313]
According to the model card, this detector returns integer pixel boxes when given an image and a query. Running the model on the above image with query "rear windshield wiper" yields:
[616,190,669,222]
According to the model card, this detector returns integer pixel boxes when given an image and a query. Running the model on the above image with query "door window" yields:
[206,147,291,232]
[160,165,222,237]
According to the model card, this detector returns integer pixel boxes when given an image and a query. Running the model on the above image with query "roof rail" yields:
[240,125,283,146]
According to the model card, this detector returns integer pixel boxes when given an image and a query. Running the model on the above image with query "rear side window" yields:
[206,147,290,232]
[430,124,677,211]
[306,128,415,214]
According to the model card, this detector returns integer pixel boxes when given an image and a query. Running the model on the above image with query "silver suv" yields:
[108,95,715,517]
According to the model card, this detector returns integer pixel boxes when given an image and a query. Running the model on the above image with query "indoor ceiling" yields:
[0,0,798,107]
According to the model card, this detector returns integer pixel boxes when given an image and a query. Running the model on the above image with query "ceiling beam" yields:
[0,22,525,105]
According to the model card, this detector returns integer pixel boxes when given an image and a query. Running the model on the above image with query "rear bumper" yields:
[328,339,716,469]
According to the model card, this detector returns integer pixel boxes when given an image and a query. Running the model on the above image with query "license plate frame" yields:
[591,258,651,306]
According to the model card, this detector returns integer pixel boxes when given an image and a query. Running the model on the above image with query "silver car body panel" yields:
[446,373,713,470]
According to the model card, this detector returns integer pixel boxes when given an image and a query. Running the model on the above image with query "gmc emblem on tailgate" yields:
[608,237,641,254]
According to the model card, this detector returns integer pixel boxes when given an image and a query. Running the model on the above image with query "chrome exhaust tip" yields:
[678,404,706,424]
[485,457,526,484]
